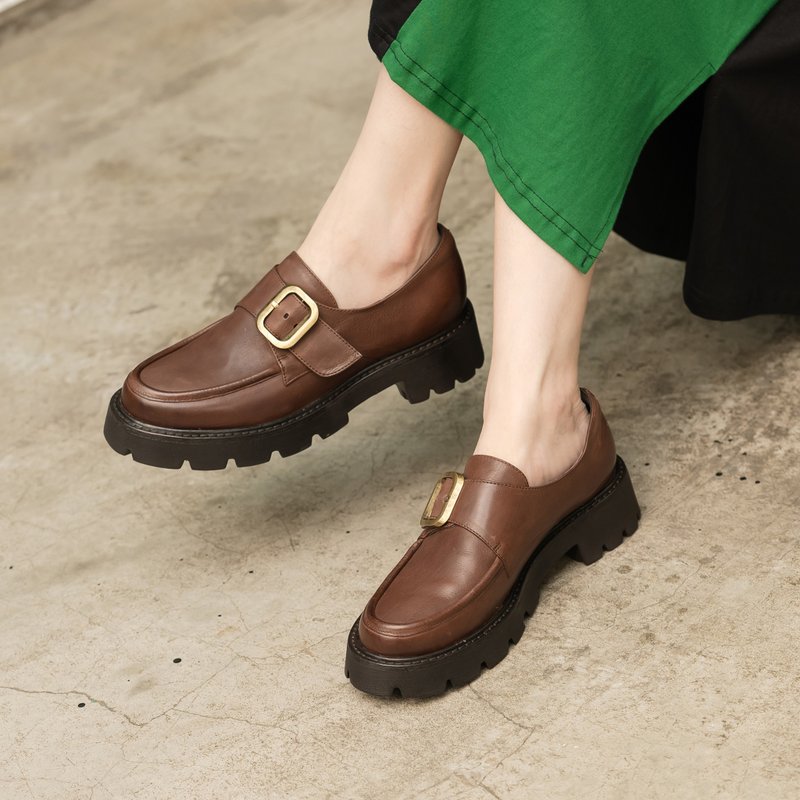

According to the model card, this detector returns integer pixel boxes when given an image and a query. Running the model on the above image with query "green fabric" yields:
[377,1,779,271]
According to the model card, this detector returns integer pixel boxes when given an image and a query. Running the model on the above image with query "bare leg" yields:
[300,69,589,484]
[298,66,463,308]
[474,191,592,486]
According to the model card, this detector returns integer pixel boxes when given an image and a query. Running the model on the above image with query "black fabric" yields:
[368,0,422,59]
[615,0,800,320]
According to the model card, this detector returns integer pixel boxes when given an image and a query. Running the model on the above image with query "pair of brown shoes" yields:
[104,226,640,698]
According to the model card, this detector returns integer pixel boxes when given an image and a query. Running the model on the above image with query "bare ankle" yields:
[475,387,590,486]
[297,216,440,308]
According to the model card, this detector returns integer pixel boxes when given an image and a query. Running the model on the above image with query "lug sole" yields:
[103,300,484,470]
[345,456,641,698]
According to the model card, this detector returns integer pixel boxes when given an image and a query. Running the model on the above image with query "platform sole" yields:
[103,300,484,470]
[345,456,641,698]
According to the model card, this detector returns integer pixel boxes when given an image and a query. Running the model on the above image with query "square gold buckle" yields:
[256,285,319,350]
[420,471,464,528]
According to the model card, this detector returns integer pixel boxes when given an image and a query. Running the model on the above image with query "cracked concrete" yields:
[1,0,799,798]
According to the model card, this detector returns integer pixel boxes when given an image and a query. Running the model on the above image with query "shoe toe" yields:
[120,309,279,428]
[357,525,501,658]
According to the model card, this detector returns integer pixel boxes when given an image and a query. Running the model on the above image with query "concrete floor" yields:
[1,1,799,798]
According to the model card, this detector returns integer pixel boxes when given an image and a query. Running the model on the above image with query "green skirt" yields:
[368,1,780,272]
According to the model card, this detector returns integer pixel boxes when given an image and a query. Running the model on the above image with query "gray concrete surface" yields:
[1,1,799,798]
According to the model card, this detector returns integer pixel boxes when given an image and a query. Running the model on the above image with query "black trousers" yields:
[614,0,800,320]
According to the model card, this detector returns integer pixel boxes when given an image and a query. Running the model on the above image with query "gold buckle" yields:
[420,471,464,528]
[256,285,319,350]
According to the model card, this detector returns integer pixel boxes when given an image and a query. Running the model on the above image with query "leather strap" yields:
[446,480,531,559]
[236,268,362,378]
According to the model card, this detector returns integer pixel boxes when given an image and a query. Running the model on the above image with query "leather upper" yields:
[121,225,467,428]
[357,389,618,657]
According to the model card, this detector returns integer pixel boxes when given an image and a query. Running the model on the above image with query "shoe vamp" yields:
[374,525,502,628]
[140,308,277,394]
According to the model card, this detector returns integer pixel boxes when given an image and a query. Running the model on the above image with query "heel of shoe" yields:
[396,300,484,404]
[568,458,641,565]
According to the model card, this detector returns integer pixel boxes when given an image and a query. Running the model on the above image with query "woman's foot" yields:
[104,226,483,469]
[104,66,474,469]
[346,389,640,698]
[474,385,591,486]
[298,208,442,309]
[346,191,630,698]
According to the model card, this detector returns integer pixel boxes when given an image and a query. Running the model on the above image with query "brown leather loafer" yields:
[345,389,641,697]
[103,225,483,469]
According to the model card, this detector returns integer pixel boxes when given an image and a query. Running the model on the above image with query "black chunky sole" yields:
[103,300,484,470]
[345,457,640,698]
